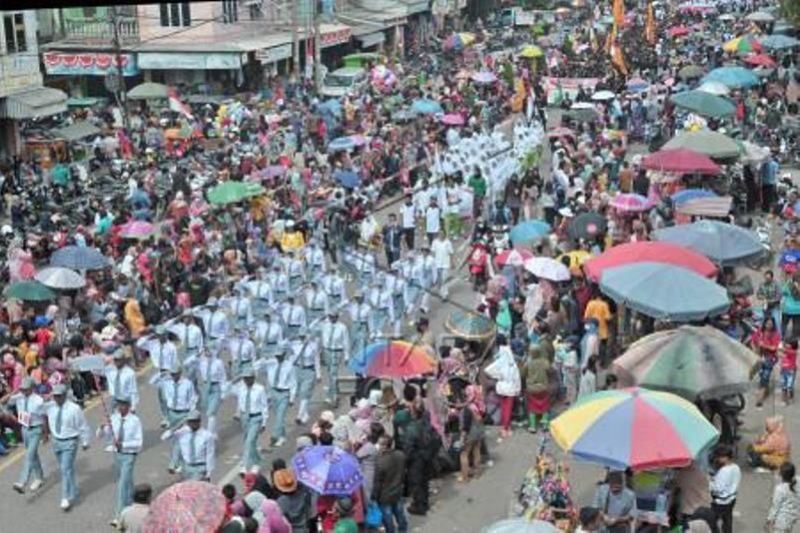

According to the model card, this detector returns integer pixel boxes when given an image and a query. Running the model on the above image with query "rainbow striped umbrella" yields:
[550,388,718,471]
[348,340,436,378]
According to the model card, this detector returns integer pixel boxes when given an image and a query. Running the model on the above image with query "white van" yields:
[320,67,367,98]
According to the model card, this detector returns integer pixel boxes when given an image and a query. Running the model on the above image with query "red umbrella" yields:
[584,242,718,282]
[668,25,690,37]
[143,481,226,533]
[494,248,534,267]
[641,148,721,175]
[744,54,776,67]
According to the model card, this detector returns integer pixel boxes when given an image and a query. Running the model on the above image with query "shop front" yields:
[137,51,246,92]
[43,51,140,97]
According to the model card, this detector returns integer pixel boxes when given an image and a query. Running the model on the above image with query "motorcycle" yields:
[467,241,490,292]
[490,224,510,256]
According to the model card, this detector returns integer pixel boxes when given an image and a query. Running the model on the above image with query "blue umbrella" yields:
[411,99,444,115]
[327,136,357,153]
[702,66,760,89]
[333,170,360,189]
[317,99,342,117]
[671,189,718,206]
[653,220,763,266]
[509,219,552,245]
[760,34,800,50]
[291,445,363,496]
[50,245,109,270]
[600,262,729,321]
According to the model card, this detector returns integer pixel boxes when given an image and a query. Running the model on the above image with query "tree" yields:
[781,0,800,26]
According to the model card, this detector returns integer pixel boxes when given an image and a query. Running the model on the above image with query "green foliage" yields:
[781,0,800,26]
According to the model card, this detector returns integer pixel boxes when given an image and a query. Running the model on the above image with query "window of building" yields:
[248,2,262,20]
[3,13,26,54]
[159,3,191,27]
[81,7,97,18]
[222,0,239,23]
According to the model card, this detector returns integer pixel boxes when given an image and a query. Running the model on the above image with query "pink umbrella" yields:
[440,113,465,126]
[262,165,287,179]
[610,193,653,213]
[119,220,156,239]
[349,134,369,146]
[668,25,690,37]
[494,248,534,268]
[471,71,497,84]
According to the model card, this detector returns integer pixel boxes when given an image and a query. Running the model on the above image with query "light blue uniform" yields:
[320,319,350,403]
[171,426,215,481]
[227,382,269,471]
[268,356,297,441]
[290,337,320,424]
[305,287,330,324]
[100,412,143,518]
[10,391,45,488]
[196,354,227,435]
[348,300,372,359]
[322,272,347,308]
[46,399,91,505]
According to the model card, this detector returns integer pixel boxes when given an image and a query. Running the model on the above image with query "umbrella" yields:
[411,99,444,115]
[35,267,86,290]
[568,212,607,241]
[69,355,106,373]
[292,445,364,496]
[444,310,497,340]
[440,113,465,126]
[677,64,705,80]
[671,188,719,205]
[760,34,800,50]
[591,90,616,101]
[4,281,56,301]
[333,170,361,189]
[697,81,731,96]
[494,248,534,268]
[327,136,358,153]
[50,245,109,270]
[523,257,571,281]
[546,127,575,139]
[348,340,436,378]
[392,109,415,122]
[584,242,717,282]
[119,220,157,239]
[626,78,649,92]
[613,326,759,400]
[519,45,544,58]
[642,148,721,175]
[206,181,265,205]
[471,71,497,84]
[723,35,762,54]
[745,11,774,22]
[510,219,552,245]
[142,480,227,533]
[719,13,735,21]
[663,130,741,160]
[600,262,729,321]
[127,82,170,100]
[671,90,736,118]
[610,193,652,213]
[668,25,691,37]
[653,220,764,266]
[558,250,591,274]
[744,54,777,68]
[702,66,760,88]
[482,519,559,533]
[262,165,287,179]
[550,388,719,471]
[564,104,599,122]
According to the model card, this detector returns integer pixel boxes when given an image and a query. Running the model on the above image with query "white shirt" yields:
[160,378,198,411]
[174,427,215,474]
[100,412,143,454]
[320,320,350,358]
[104,364,140,410]
[270,359,297,399]
[400,204,416,229]
[45,400,91,445]
[291,338,321,375]
[246,279,274,303]
[228,382,269,420]
[282,304,307,328]
[257,319,283,347]
[137,338,178,371]
[269,271,289,292]
[425,206,441,233]
[169,323,205,352]
[357,253,376,275]
[305,289,329,315]
[287,258,305,280]
[322,273,346,301]
[9,391,45,428]
[204,309,230,339]
[305,246,326,271]
[349,302,372,328]
[710,463,741,505]
[228,336,257,363]
[229,296,254,327]
[373,289,395,321]
[196,355,227,386]
[431,238,454,269]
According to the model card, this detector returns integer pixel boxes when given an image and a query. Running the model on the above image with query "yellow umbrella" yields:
[458,32,476,46]
[519,45,544,59]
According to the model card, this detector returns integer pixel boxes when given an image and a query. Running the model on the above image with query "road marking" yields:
[0,363,153,475]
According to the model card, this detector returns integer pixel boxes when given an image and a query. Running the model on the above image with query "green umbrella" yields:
[5,280,57,301]
[207,181,266,205]
[663,130,741,160]
[613,325,758,400]
[671,90,736,118]
[677,64,705,80]
[444,310,496,341]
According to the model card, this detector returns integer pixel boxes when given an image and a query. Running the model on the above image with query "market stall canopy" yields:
[653,220,764,266]
[701,66,760,89]
[662,130,741,160]
[128,82,170,100]
[0,87,67,119]
[613,325,759,400]
[642,148,721,175]
[671,90,735,118]
[35,266,86,290]
[550,388,719,471]
[52,120,102,142]
[600,262,729,321]
[584,242,717,282]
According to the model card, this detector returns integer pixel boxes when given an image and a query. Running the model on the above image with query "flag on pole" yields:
[611,41,629,75]
[612,0,624,28]
[645,1,656,45]
[168,88,193,120]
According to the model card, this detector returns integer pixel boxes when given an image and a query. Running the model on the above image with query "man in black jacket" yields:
[373,435,409,533]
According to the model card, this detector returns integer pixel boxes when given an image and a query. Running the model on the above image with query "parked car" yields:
[320,66,367,98]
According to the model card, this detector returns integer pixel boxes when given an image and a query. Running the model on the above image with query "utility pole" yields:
[109,6,129,131]
[314,0,322,93]
[291,0,300,76]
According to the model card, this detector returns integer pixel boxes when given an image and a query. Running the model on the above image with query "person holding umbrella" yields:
[45,383,91,511]
[98,395,142,528]
[7,376,45,494]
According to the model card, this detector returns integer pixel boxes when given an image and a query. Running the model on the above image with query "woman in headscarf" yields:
[458,384,486,482]
[520,344,553,433]
[484,336,521,441]
[749,415,792,471]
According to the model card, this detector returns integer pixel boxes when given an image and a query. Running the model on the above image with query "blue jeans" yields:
[781,368,796,392]
[18,425,44,486]
[52,437,79,502]
[381,501,409,533]
[114,453,136,517]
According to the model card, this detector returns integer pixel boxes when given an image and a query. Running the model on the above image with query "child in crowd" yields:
[780,339,798,405]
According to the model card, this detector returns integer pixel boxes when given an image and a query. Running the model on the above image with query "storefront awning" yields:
[356,32,386,48]
[0,87,68,119]
[53,120,102,142]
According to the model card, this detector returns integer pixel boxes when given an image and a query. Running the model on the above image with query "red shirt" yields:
[782,347,797,370]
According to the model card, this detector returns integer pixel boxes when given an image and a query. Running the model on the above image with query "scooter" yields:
[468,241,490,292]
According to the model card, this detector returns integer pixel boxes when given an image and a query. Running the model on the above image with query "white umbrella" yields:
[524,257,571,281]
[745,11,774,22]
[591,90,616,101]
[697,81,730,96]
[35,266,86,290]
[571,102,596,109]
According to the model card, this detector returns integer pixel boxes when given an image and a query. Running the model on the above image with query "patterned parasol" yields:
[444,309,497,340]
[292,445,364,496]
[142,480,227,533]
